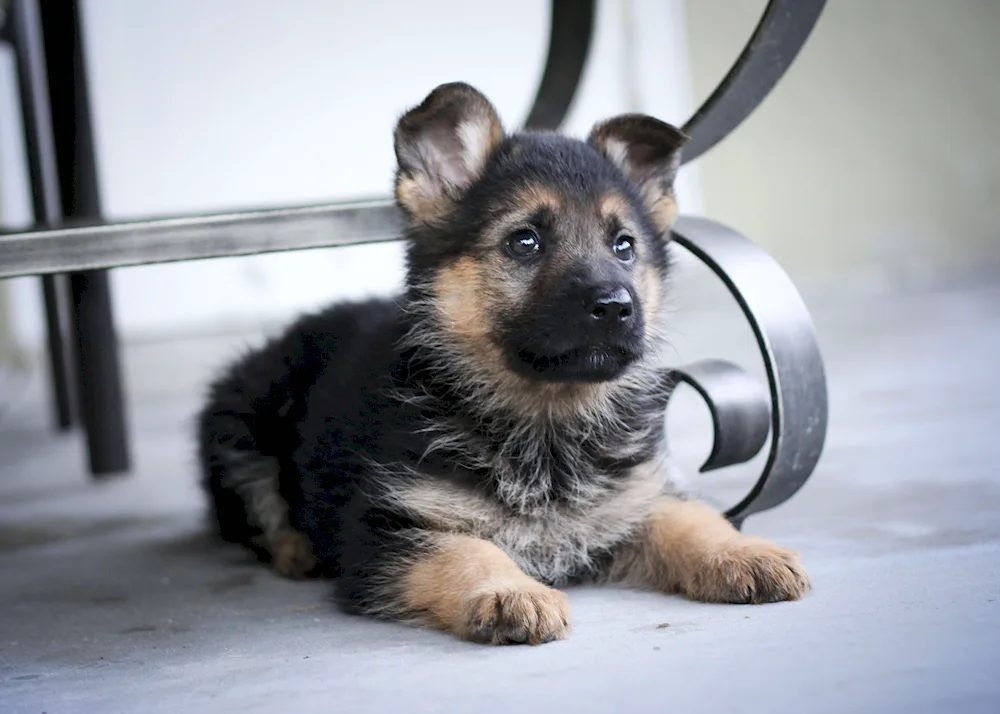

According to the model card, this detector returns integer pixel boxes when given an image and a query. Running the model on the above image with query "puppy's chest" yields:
[432,412,661,510]
[485,495,651,584]
[386,460,666,585]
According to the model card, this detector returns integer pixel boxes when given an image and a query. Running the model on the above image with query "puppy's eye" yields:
[506,229,542,259]
[613,234,635,262]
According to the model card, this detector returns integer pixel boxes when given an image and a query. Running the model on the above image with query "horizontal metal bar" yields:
[0,199,405,278]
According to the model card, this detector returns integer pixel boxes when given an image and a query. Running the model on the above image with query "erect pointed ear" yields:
[588,115,688,233]
[394,82,504,225]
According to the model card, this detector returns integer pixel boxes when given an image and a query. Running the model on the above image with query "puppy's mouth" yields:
[515,343,643,382]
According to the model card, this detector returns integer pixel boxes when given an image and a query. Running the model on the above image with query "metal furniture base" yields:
[0,0,829,525]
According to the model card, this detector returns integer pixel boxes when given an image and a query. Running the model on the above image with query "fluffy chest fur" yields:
[364,346,680,584]
[376,456,669,585]
[372,374,675,584]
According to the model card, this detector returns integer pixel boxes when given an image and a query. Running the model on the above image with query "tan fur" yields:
[597,191,667,338]
[461,95,504,170]
[608,499,810,604]
[253,528,316,579]
[588,116,685,236]
[515,183,563,215]
[648,193,678,234]
[599,137,631,172]
[598,180,677,236]
[457,115,503,177]
[379,457,668,584]
[404,533,570,645]
[425,184,671,422]
[396,175,449,226]
[433,257,491,343]
[598,192,632,223]
[639,262,664,338]
[221,452,318,579]
[431,254,617,421]
[394,87,504,226]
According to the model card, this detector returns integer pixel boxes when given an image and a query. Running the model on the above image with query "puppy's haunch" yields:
[197,82,808,645]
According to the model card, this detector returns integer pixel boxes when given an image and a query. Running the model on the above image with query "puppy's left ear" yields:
[394,82,504,225]
[588,115,688,233]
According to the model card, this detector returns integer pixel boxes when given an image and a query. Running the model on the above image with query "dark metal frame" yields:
[679,0,827,164]
[4,0,76,430]
[669,218,827,527]
[0,0,828,526]
[3,0,130,474]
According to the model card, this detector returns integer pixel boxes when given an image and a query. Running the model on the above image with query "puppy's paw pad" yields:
[463,584,570,645]
[269,530,316,580]
[694,539,810,604]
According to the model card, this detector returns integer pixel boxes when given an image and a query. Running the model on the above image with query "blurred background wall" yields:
[685,0,1000,295]
[2,0,999,392]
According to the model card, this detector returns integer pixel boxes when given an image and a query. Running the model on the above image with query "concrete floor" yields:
[1,284,999,714]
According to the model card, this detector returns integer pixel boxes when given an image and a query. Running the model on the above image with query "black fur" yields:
[198,82,687,624]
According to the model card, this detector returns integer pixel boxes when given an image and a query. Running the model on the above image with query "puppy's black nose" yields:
[586,287,633,322]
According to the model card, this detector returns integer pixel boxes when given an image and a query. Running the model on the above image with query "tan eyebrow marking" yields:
[599,192,632,222]
[515,184,563,215]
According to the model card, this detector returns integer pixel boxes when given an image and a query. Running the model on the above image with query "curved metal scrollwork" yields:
[521,0,826,166]
[669,217,829,529]
[523,0,596,131]
[517,0,829,526]
[680,0,827,163]
[664,359,771,475]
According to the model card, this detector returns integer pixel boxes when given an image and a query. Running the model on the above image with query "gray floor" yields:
[1,284,999,714]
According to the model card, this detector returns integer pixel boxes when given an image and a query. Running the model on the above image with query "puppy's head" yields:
[396,83,686,387]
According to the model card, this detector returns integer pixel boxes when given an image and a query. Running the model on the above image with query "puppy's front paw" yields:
[461,583,571,645]
[269,529,317,580]
[688,538,810,604]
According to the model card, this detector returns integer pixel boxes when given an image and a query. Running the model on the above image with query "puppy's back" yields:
[198,295,404,553]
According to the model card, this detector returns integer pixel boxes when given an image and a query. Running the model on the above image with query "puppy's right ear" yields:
[588,115,687,234]
[394,83,504,225]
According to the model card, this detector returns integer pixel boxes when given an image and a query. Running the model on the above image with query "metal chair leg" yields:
[7,0,78,430]
[68,271,129,474]
[39,275,76,429]
[36,0,131,475]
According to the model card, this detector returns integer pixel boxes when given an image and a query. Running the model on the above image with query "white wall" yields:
[1,0,698,351]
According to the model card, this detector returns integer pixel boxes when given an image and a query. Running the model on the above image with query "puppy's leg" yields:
[405,534,571,645]
[214,447,315,579]
[341,532,570,645]
[610,498,809,604]
[200,349,317,580]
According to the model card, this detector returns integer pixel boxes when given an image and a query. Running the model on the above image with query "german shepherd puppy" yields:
[198,83,809,645]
